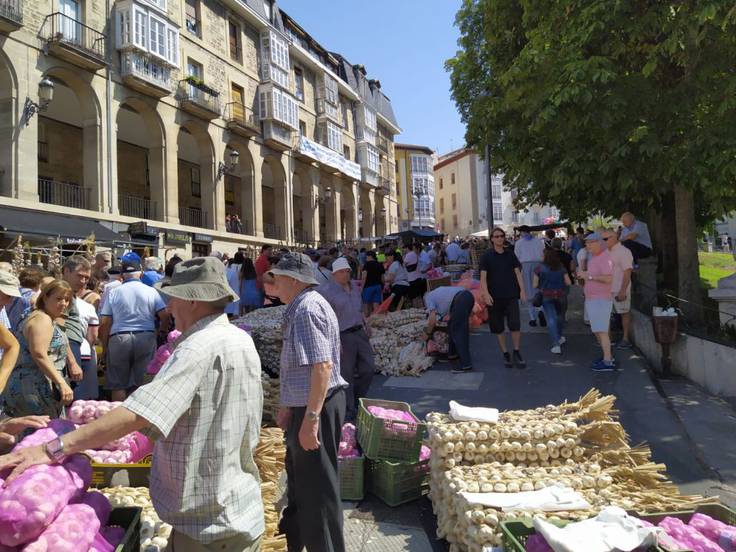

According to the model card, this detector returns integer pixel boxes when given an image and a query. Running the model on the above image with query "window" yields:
[511,210,519,223]
[143,0,166,10]
[299,120,306,136]
[364,107,377,131]
[440,198,444,214]
[260,30,289,88]
[410,154,431,175]
[326,121,342,152]
[453,214,458,228]
[259,86,299,130]
[493,203,503,221]
[343,145,350,159]
[294,67,304,102]
[149,14,166,59]
[263,0,273,21]
[116,4,179,66]
[439,177,443,190]
[231,82,244,111]
[451,172,455,185]
[365,144,379,173]
[228,20,241,62]
[185,0,199,36]
[492,184,502,200]
[341,102,349,131]
[324,75,338,106]
[191,166,201,197]
[451,193,456,209]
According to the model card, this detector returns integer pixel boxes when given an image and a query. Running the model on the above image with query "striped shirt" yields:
[124,314,264,544]
[279,288,347,407]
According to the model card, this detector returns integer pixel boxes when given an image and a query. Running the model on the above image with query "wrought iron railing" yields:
[120,51,171,91]
[0,0,23,24]
[264,223,280,240]
[42,12,106,60]
[119,194,156,220]
[178,79,221,115]
[225,216,251,235]
[38,178,88,209]
[179,206,206,228]
[224,102,258,130]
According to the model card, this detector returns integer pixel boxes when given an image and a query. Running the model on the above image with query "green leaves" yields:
[447,0,736,225]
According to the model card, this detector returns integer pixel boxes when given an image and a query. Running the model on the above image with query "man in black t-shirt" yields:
[361,250,385,315]
[479,228,527,368]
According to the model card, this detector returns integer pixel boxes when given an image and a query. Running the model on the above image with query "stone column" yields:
[200,157,216,230]
[12,98,38,202]
[361,188,376,238]
[82,119,104,212]
[247,141,263,238]
[163,126,180,225]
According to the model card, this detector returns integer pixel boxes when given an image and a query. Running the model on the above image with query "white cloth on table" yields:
[534,506,661,552]
[449,400,499,423]
[460,485,590,512]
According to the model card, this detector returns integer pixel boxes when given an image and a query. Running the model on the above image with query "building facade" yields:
[395,143,435,231]
[433,148,560,237]
[0,0,400,257]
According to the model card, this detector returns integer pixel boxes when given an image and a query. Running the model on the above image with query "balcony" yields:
[177,79,221,120]
[0,0,22,33]
[179,206,206,228]
[262,120,294,152]
[119,194,157,220]
[120,52,172,98]
[224,102,259,139]
[38,178,89,210]
[42,13,107,70]
[294,136,361,181]
[264,223,281,240]
[378,178,391,196]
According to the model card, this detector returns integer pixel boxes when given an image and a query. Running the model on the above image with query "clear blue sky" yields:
[278,0,466,156]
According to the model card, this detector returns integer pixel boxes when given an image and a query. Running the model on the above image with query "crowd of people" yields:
[0,209,653,552]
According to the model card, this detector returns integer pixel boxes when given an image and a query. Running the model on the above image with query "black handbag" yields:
[531,291,544,308]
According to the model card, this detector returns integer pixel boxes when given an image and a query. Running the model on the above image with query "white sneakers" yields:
[559,337,567,345]
[551,345,562,354]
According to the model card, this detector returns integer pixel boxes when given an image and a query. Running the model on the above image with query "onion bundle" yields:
[233,307,287,376]
[368,309,434,376]
[99,487,171,551]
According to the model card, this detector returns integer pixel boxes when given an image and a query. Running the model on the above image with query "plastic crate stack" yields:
[355,398,430,507]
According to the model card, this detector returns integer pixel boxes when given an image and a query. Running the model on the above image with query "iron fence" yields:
[38,178,88,209]
[42,12,106,60]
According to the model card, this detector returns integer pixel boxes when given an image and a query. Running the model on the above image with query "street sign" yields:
[165,230,190,246]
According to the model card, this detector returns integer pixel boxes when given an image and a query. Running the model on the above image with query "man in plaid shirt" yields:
[269,252,348,552]
[0,257,265,552]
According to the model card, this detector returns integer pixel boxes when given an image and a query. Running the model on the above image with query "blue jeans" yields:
[542,296,567,346]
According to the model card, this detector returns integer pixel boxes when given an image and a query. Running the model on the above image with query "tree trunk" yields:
[674,185,702,323]
[657,191,678,294]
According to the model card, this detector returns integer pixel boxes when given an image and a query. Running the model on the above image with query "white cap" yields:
[332,257,352,273]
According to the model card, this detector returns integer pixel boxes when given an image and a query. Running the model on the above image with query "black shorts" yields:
[488,298,521,334]
[408,278,427,299]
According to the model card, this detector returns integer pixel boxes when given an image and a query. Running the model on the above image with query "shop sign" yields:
[192,233,214,243]
[165,230,191,246]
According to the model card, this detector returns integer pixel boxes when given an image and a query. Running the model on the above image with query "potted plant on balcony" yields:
[183,75,219,97]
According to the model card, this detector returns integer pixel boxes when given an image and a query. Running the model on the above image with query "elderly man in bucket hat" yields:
[270,252,348,552]
[0,257,265,552]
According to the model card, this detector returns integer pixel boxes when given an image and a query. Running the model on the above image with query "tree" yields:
[447,0,736,319]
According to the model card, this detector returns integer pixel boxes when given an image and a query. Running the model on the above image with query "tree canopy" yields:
[447,0,736,225]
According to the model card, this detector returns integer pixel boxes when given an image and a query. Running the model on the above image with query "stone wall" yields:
[631,308,736,398]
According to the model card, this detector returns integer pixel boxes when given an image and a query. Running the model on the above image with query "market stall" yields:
[425,389,727,552]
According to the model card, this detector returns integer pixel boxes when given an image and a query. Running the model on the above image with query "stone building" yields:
[395,143,435,231]
[0,0,400,257]
[433,148,560,237]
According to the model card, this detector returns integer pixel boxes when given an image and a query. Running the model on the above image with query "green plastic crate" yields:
[339,455,365,501]
[367,458,429,507]
[501,516,573,552]
[357,398,426,463]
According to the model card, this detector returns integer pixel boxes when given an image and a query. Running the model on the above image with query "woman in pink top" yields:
[578,233,615,371]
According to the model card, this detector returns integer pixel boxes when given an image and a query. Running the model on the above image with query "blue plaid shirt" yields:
[279,288,347,407]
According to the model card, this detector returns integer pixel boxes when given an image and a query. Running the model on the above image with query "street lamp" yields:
[23,77,55,127]
[216,149,239,181]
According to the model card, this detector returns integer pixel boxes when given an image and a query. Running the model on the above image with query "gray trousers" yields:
[280,388,346,552]
[105,332,156,390]
[339,328,375,421]
[521,261,541,320]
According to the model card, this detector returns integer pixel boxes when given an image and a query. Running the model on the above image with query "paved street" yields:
[343,289,736,551]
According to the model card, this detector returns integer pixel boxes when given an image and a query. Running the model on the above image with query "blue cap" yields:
[585,232,603,242]
[122,252,141,263]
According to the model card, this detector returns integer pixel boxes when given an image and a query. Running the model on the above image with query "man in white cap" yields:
[317,256,375,422]
[269,252,347,552]
[0,257,265,552]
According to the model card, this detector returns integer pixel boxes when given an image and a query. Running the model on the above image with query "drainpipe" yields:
[105,0,113,214]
